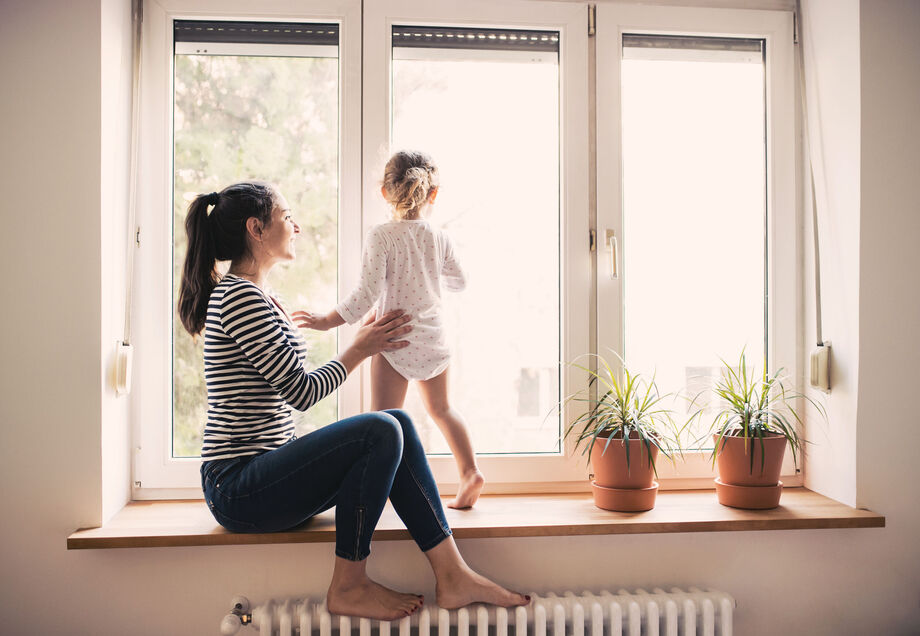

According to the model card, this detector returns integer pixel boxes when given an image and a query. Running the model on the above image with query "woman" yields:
[178,181,528,620]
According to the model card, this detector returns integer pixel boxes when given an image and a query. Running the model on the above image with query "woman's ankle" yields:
[330,556,369,589]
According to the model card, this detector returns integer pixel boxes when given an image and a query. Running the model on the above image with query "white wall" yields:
[0,0,104,535]
[799,0,861,505]
[855,0,920,622]
[0,0,918,634]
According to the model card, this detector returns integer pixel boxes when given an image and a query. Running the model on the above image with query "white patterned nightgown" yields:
[334,219,466,380]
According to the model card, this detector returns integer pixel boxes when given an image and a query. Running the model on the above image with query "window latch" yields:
[605,229,618,279]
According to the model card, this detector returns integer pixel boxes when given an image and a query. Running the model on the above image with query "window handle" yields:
[605,229,619,279]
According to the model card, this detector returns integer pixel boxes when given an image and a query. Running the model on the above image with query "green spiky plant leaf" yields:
[691,350,826,473]
[560,353,681,477]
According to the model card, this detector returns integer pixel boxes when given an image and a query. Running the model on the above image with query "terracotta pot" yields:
[713,433,787,487]
[591,481,659,512]
[591,434,660,489]
[714,478,784,510]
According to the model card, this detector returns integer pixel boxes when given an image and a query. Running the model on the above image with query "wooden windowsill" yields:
[67,488,884,550]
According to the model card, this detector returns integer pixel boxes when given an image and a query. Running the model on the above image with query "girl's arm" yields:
[441,232,467,292]
[297,228,388,330]
[291,308,345,331]
[334,227,389,323]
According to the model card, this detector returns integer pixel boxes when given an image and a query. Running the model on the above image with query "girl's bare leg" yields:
[371,354,410,410]
[417,369,484,509]
[424,536,529,609]
[327,556,424,620]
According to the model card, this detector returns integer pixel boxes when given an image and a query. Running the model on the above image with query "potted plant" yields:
[695,351,825,509]
[563,355,680,512]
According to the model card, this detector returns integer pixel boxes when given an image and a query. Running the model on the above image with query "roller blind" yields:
[174,20,339,46]
[392,25,559,53]
[623,34,764,64]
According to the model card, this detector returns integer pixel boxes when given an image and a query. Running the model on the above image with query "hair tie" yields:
[205,192,220,207]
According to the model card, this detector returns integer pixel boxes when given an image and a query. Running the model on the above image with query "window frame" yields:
[595,4,800,487]
[132,0,362,498]
[132,0,799,499]
[361,0,591,492]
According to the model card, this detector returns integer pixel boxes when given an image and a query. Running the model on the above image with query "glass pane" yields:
[391,34,561,455]
[172,50,339,458]
[621,37,766,445]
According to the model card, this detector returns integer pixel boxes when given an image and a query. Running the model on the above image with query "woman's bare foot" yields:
[448,470,485,509]
[435,563,529,610]
[327,557,424,620]
[327,579,423,620]
[426,537,529,609]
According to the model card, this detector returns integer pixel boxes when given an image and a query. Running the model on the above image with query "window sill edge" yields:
[67,488,884,550]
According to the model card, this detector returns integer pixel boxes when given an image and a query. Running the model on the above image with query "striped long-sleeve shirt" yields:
[201,274,346,460]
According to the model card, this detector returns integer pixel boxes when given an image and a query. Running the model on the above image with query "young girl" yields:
[298,151,484,509]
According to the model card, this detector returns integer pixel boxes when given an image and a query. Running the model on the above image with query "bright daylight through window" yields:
[620,35,767,446]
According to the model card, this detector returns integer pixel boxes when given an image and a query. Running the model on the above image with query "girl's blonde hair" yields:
[382,150,439,220]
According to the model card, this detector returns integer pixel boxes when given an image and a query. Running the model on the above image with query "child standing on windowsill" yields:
[294,150,483,509]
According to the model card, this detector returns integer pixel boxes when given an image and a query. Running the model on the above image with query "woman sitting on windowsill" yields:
[177,181,529,621]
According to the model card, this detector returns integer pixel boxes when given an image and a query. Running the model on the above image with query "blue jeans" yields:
[201,409,452,561]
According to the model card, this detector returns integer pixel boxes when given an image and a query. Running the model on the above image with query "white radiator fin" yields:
[230,588,734,636]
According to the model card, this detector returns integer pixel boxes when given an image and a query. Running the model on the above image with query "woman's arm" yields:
[221,283,412,409]
[219,282,349,411]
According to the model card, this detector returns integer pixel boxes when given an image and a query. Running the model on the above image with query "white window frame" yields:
[133,0,362,498]
[362,0,591,492]
[132,0,799,499]
[595,4,799,488]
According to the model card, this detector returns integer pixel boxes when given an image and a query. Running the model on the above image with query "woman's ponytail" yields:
[177,182,276,336]
[178,193,219,335]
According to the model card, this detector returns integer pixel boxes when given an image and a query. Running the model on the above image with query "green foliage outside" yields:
[172,53,340,457]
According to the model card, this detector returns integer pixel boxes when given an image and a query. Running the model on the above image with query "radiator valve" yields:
[221,596,252,635]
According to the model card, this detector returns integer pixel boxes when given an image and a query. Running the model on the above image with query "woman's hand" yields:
[293,309,345,332]
[353,310,413,356]
[336,310,412,374]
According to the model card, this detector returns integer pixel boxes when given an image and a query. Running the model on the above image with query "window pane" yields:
[172,47,339,458]
[620,36,766,444]
[391,28,561,455]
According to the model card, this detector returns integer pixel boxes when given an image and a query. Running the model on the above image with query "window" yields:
[171,20,341,457]
[596,5,797,483]
[621,34,767,443]
[362,1,589,488]
[389,25,562,455]
[134,0,795,497]
[134,0,363,494]
[135,0,587,496]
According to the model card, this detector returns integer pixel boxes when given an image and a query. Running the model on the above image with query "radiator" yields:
[221,588,735,636]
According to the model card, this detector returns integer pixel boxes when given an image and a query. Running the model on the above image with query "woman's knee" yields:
[364,411,404,452]
[382,408,413,431]
[382,409,424,444]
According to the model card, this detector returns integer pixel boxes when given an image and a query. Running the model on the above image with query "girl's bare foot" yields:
[327,556,423,620]
[448,470,485,509]
[435,563,529,610]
